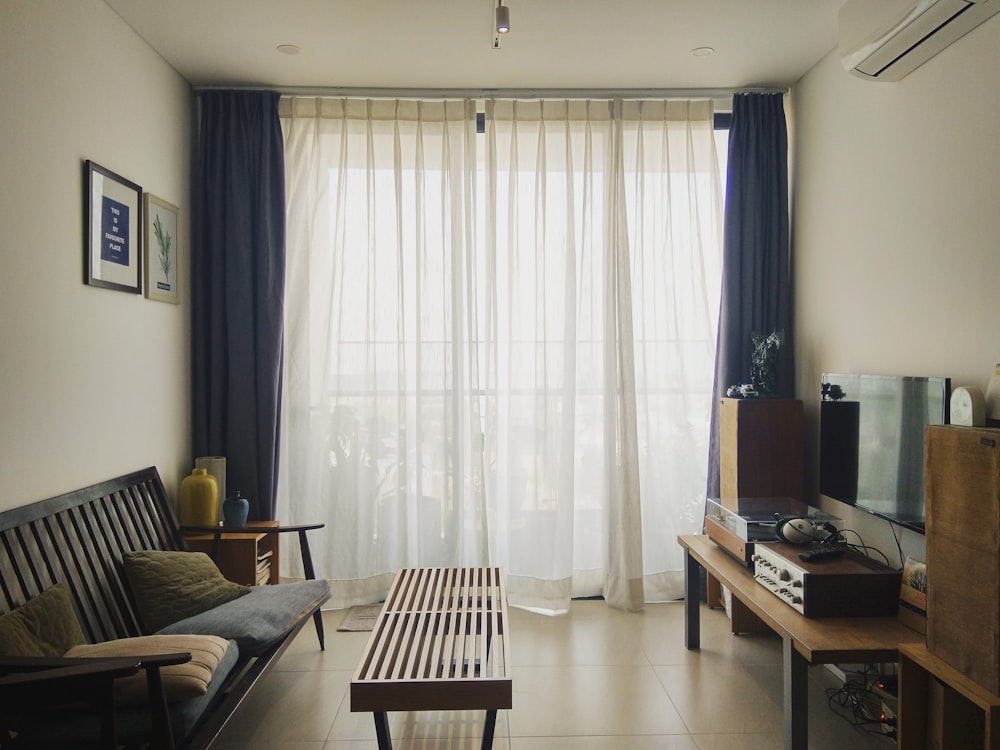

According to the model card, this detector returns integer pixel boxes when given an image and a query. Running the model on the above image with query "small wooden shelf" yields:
[899,642,1000,750]
[184,520,280,586]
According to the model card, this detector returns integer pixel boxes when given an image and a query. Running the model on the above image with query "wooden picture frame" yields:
[84,160,142,294]
[143,193,181,304]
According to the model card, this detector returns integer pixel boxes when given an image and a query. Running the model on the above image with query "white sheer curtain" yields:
[277,96,724,613]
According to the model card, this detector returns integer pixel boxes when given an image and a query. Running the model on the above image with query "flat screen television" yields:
[819,372,951,534]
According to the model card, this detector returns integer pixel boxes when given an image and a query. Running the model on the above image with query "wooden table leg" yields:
[373,712,392,750]
[783,636,808,750]
[684,548,701,650]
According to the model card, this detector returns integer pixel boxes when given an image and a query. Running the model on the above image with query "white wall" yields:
[0,0,193,507]
[791,16,1000,565]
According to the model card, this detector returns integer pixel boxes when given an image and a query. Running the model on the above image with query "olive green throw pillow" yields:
[0,583,86,657]
[122,550,250,633]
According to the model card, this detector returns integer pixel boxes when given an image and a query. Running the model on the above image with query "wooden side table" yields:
[184,521,280,586]
[181,521,327,650]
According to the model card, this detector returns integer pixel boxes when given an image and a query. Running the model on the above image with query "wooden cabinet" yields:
[184,521,279,586]
[899,642,999,750]
[719,397,804,506]
[897,425,1000,749]
[925,425,1000,694]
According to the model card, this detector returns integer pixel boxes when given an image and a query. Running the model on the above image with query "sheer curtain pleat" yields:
[279,98,484,607]
[278,96,724,613]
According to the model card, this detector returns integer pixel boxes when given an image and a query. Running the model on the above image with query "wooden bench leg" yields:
[96,678,118,750]
[144,665,176,750]
[373,711,392,750]
[480,709,498,750]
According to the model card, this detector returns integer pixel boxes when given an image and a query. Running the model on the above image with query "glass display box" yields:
[705,497,843,565]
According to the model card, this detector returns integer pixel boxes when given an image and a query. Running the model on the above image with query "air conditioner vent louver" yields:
[839,0,1000,81]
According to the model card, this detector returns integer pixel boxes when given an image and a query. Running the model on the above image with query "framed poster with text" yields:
[84,160,142,294]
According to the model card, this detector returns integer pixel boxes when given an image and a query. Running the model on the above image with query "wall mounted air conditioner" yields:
[839,0,1000,81]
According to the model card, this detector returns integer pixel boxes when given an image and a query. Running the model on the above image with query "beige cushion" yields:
[122,550,250,632]
[0,584,86,657]
[66,634,230,705]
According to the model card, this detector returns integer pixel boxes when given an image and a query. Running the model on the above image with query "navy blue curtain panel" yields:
[192,91,286,521]
[706,92,793,498]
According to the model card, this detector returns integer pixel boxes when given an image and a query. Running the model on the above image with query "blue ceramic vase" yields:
[223,491,250,528]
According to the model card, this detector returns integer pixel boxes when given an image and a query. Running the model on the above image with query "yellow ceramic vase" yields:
[178,467,219,526]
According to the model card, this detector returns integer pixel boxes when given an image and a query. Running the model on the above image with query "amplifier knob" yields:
[792,595,802,604]
[779,570,791,581]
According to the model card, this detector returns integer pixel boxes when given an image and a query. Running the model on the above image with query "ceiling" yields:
[102,0,844,92]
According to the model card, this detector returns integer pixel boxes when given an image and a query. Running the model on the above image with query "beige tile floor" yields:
[213,600,897,749]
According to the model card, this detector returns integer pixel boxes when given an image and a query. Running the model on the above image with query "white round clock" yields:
[951,386,986,427]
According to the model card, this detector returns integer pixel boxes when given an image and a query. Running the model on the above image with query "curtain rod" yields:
[193,85,786,100]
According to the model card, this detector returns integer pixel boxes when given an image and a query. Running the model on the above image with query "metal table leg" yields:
[373,711,392,749]
[297,528,326,650]
[684,548,701,650]
[480,709,498,750]
[783,636,808,750]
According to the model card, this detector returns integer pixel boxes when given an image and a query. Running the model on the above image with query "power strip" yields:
[871,675,898,735]
[871,676,898,708]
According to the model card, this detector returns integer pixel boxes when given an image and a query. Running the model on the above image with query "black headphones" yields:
[774,515,841,545]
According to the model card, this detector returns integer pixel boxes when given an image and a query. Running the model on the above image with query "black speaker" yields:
[819,399,860,503]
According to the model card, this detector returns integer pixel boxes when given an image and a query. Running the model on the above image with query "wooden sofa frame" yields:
[0,466,327,750]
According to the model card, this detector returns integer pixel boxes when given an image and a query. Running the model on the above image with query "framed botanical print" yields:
[143,193,181,304]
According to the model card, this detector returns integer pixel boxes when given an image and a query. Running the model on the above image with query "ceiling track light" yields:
[495,1,510,34]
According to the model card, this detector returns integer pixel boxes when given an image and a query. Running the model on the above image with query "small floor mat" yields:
[337,603,384,632]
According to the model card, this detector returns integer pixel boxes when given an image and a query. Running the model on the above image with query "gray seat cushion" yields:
[157,579,330,656]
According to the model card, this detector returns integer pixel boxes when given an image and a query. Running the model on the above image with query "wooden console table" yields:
[679,534,922,750]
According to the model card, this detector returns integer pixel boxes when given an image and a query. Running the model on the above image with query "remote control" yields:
[799,545,845,562]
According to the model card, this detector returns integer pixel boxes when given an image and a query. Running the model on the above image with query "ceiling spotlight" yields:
[690,46,715,57]
[496,1,510,34]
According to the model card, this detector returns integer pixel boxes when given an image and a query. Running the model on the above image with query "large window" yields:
[278,96,726,612]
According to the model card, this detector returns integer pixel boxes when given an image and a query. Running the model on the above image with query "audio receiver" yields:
[752,542,901,618]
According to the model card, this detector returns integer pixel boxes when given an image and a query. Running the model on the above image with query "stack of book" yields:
[256,548,273,586]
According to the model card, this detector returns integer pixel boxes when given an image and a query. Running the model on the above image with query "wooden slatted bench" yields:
[350,567,512,750]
